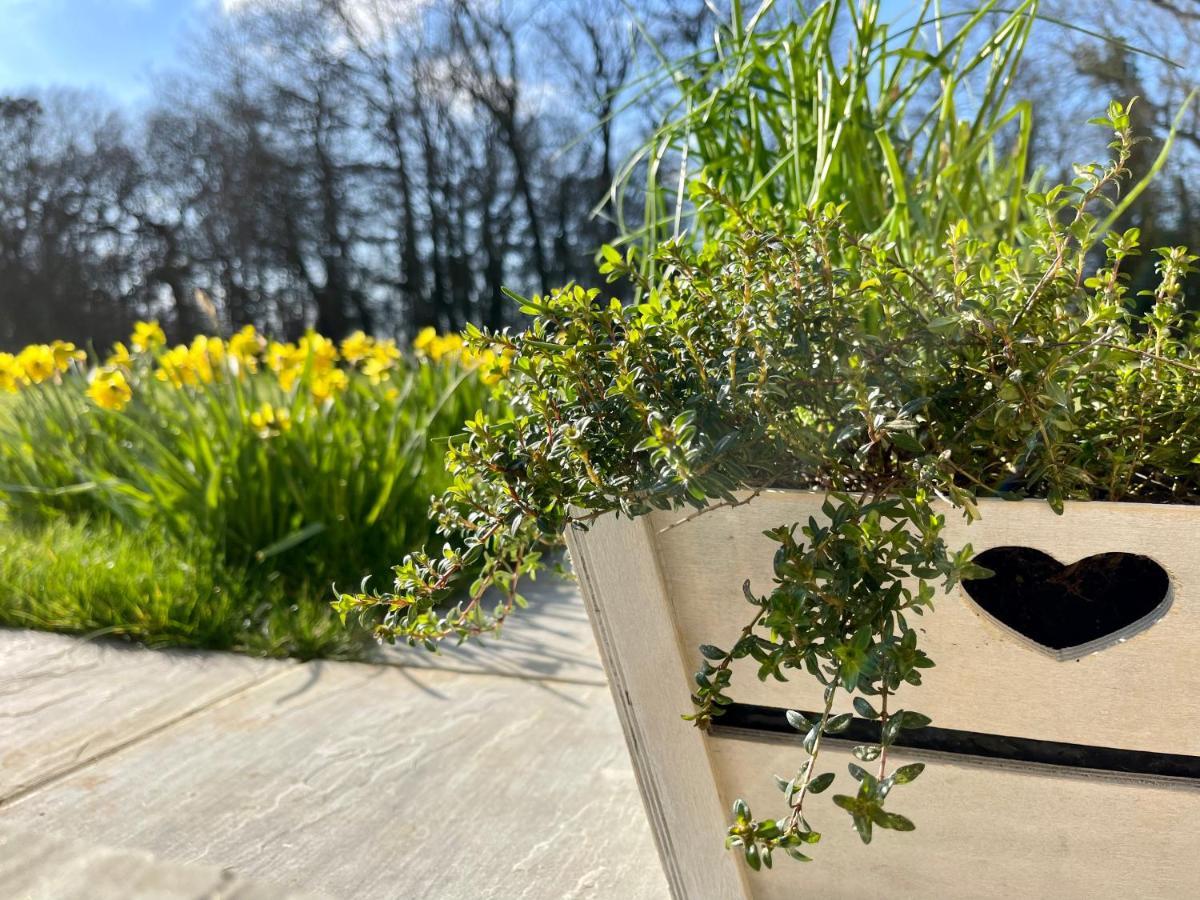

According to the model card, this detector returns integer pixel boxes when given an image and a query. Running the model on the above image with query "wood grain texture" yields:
[572,491,1200,898]
[708,733,1200,900]
[649,492,1200,754]
[566,514,750,900]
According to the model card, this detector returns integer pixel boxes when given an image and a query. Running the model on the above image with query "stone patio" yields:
[0,575,668,899]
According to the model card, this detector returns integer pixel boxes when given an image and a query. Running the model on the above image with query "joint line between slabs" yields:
[0,664,297,810]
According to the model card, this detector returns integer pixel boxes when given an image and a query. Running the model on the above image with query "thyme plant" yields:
[337,106,1200,868]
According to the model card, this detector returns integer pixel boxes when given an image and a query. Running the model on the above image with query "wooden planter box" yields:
[565,492,1200,900]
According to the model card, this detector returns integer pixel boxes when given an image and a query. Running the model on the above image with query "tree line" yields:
[1,0,1196,351]
[0,0,706,349]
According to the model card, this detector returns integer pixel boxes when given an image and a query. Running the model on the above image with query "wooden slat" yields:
[650,491,1200,755]
[708,732,1200,899]
[567,514,750,900]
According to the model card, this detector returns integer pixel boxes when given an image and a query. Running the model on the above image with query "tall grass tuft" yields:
[615,0,1041,268]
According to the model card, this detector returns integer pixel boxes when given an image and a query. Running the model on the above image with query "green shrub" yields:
[340,108,1199,863]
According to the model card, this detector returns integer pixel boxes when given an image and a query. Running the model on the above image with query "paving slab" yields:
[372,570,607,685]
[0,823,326,899]
[0,630,286,804]
[1,658,668,900]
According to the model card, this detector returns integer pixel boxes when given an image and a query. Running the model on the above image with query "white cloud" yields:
[219,0,431,41]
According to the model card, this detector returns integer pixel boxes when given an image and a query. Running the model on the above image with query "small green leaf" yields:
[901,711,932,729]
[785,709,811,732]
[831,794,858,812]
[853,697,878,719]
[745,843,762,871]
[882,716,903,745]
[873,809,916,831]
[808,772,835,794]
[824,713,852,734]
[803,723,821,753]
[853,813,874,844]
[733,799,750,824]
[891,763,925,784]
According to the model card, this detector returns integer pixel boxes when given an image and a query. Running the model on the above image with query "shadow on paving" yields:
[370,570,608,686]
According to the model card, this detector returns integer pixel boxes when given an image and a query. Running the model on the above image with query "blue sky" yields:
[0,0,223,106]
[0,0,944,109]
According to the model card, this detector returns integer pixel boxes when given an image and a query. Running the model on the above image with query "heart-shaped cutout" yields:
[961,547,1171,660]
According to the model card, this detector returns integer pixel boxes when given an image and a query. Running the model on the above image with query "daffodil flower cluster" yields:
[3,322,509,420]
[412,326,512,385]
[0,341,86,392]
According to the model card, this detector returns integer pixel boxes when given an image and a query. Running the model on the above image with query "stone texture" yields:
[1,653,666,899]
[372,571,607,686]
[0,630,285,803]
[0,824,325,899]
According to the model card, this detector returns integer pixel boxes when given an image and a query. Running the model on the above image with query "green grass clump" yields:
[618,0,1040,269]
[0,517,365,657]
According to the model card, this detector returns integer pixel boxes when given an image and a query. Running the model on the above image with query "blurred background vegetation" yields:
[0,326,494,656]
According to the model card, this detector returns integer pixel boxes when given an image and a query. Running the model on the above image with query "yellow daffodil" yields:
[202,336,226,370]
[375,337,401,360]
[131,320,166,352]
[50,341,85,372]
[266,341,305,391]
[266,340,297,372]
[361,339,401,383]
[414,330,464,362]
[156,345,198,387]
[475,348,513,386]
[311,367,349,402]
[340,330,373,364]
[106,342,133,369]
[436,334,464,360]
[86,369,132,411]
[0,352,20,392]
[185,336,218,384]
[248,402,291,438]
[412,326,438,355]
[228,325,263,372]
[299,332,338,373]
[16,344,56,383]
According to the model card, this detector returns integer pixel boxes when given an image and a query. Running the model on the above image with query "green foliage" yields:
[0,339,493,657]
[342,109,1200,866]
[617,0,1041,272]
[704,494,952,864]
[0,354,486,598]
